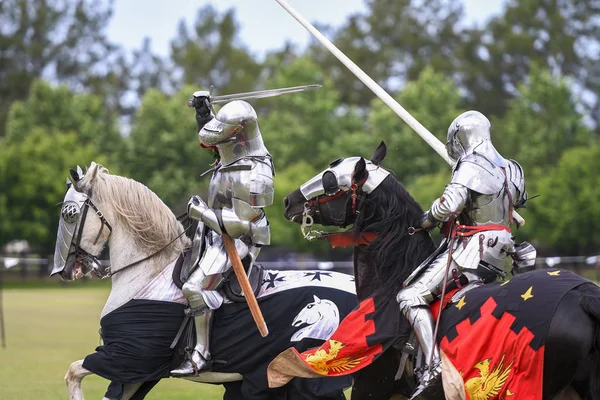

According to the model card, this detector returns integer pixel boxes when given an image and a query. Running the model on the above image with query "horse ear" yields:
[76,161,101,192]
[370,141,387,165]
[87,162,100,182]
[68,166,84,192]
[352,157,368,184]
[313,295,321,303]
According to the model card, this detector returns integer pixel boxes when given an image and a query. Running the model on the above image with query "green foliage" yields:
[2,0,600,258]
[0,80,119,250]
[406,170,450,211]
[525,144,600,255]
[367,67,460,184]
[493,65,594,174]
[0,0,115,136]
[5,80,123,164]
[307,0,464,107]
[0,130,108,252]
[123,86,213,211]
[458,0,600,119]
[258,56,363,170]
[170,5,261,94]
[270,162,314,248]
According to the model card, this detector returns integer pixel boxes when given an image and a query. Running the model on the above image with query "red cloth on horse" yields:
[267,291,403,386]
[267,269,587,400]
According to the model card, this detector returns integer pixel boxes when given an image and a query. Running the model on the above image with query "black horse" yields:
[282,142,600,400]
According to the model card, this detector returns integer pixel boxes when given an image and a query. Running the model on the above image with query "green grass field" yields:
[0,285,225,399]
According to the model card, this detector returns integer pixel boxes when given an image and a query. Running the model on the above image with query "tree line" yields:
[1,0,599,259]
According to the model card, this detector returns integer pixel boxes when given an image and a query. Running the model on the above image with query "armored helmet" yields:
[198,100,268,164]
[199,100,259,146]
[446,110,505,166]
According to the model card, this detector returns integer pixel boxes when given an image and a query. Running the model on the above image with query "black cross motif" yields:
[263,272,285,289]
[303,271,333,281]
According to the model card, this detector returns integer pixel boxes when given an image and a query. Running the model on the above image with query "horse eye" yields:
[307,304,314,309]
[322,171,339,195]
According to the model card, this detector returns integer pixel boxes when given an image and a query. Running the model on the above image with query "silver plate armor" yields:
[445,110,505,166]
[52,185,89,276]
[397,110,535,397]
[186,99,274,310]
[300,157,390,199]
[173,99,274,376]
[199,100,270,163]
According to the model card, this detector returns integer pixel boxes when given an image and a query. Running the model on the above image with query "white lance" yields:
[274,0,525,227]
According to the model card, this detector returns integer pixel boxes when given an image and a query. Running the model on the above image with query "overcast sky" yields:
[107,0,505,58]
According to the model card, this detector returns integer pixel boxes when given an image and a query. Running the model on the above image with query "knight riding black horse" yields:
[281,142,600,400]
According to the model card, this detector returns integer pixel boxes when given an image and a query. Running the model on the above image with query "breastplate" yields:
[208,158,274,209]
[466,189,511,226]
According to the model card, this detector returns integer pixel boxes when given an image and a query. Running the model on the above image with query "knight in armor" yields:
[396,110,536,397]
[171,91,274,376]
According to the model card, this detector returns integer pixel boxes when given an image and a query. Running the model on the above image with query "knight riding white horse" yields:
[170,91,275,376]
[50,162,358,400]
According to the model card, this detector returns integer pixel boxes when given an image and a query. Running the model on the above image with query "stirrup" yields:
[170,348,212,377]
[410,363,442,400]
[170,358,213,377]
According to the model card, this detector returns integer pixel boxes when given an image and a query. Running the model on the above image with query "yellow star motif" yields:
[501,279,511,286]
[507,389,515,396]
[456,296,467,310]
[547,270,561,276]
[521,286,534,301]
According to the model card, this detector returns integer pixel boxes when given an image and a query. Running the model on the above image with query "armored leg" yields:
[171,262,225,376]
[396,251,457,398]
[171,305,213,376]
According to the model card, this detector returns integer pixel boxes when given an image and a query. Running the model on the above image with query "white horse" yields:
[291,295,340,342]
[54,162,357,400]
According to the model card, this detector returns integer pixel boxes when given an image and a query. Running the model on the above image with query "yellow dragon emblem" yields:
[304,339,366,374]
[464,354,514,400]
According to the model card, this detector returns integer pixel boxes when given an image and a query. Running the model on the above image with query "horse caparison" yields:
[283,141,600,400]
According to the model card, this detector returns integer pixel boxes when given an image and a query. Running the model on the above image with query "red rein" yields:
[308,175,368,216]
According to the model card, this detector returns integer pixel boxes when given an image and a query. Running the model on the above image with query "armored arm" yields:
[187,196,271,246]
[187,162,274,246]
[421,183,469,229]
[507,160,528,209]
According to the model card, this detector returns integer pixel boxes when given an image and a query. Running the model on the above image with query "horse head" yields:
[52,162,112,281]
[284,141,435,297]
[284,141,390,228]
[52,162,189,281]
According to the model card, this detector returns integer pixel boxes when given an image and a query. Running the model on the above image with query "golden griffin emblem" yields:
[464,354,514,400]
[304,339,366,374]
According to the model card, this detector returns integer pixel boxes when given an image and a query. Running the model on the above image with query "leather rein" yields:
[301,175,371,243]
[73,191,191,279]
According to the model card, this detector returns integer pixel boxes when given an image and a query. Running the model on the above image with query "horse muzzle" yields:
[283,189,308,224]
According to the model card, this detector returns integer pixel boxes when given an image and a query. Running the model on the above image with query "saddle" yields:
[172,250,265,302]
[169,250,265,373]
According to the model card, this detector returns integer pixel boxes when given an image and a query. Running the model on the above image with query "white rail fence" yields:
[1,254,599,277]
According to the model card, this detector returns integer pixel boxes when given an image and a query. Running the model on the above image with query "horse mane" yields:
[80,164,190,258]
[353,175,436,296]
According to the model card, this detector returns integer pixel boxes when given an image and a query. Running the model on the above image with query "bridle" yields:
[72,190,191,279]
[301,175,369,240]
[70,189,113,277]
